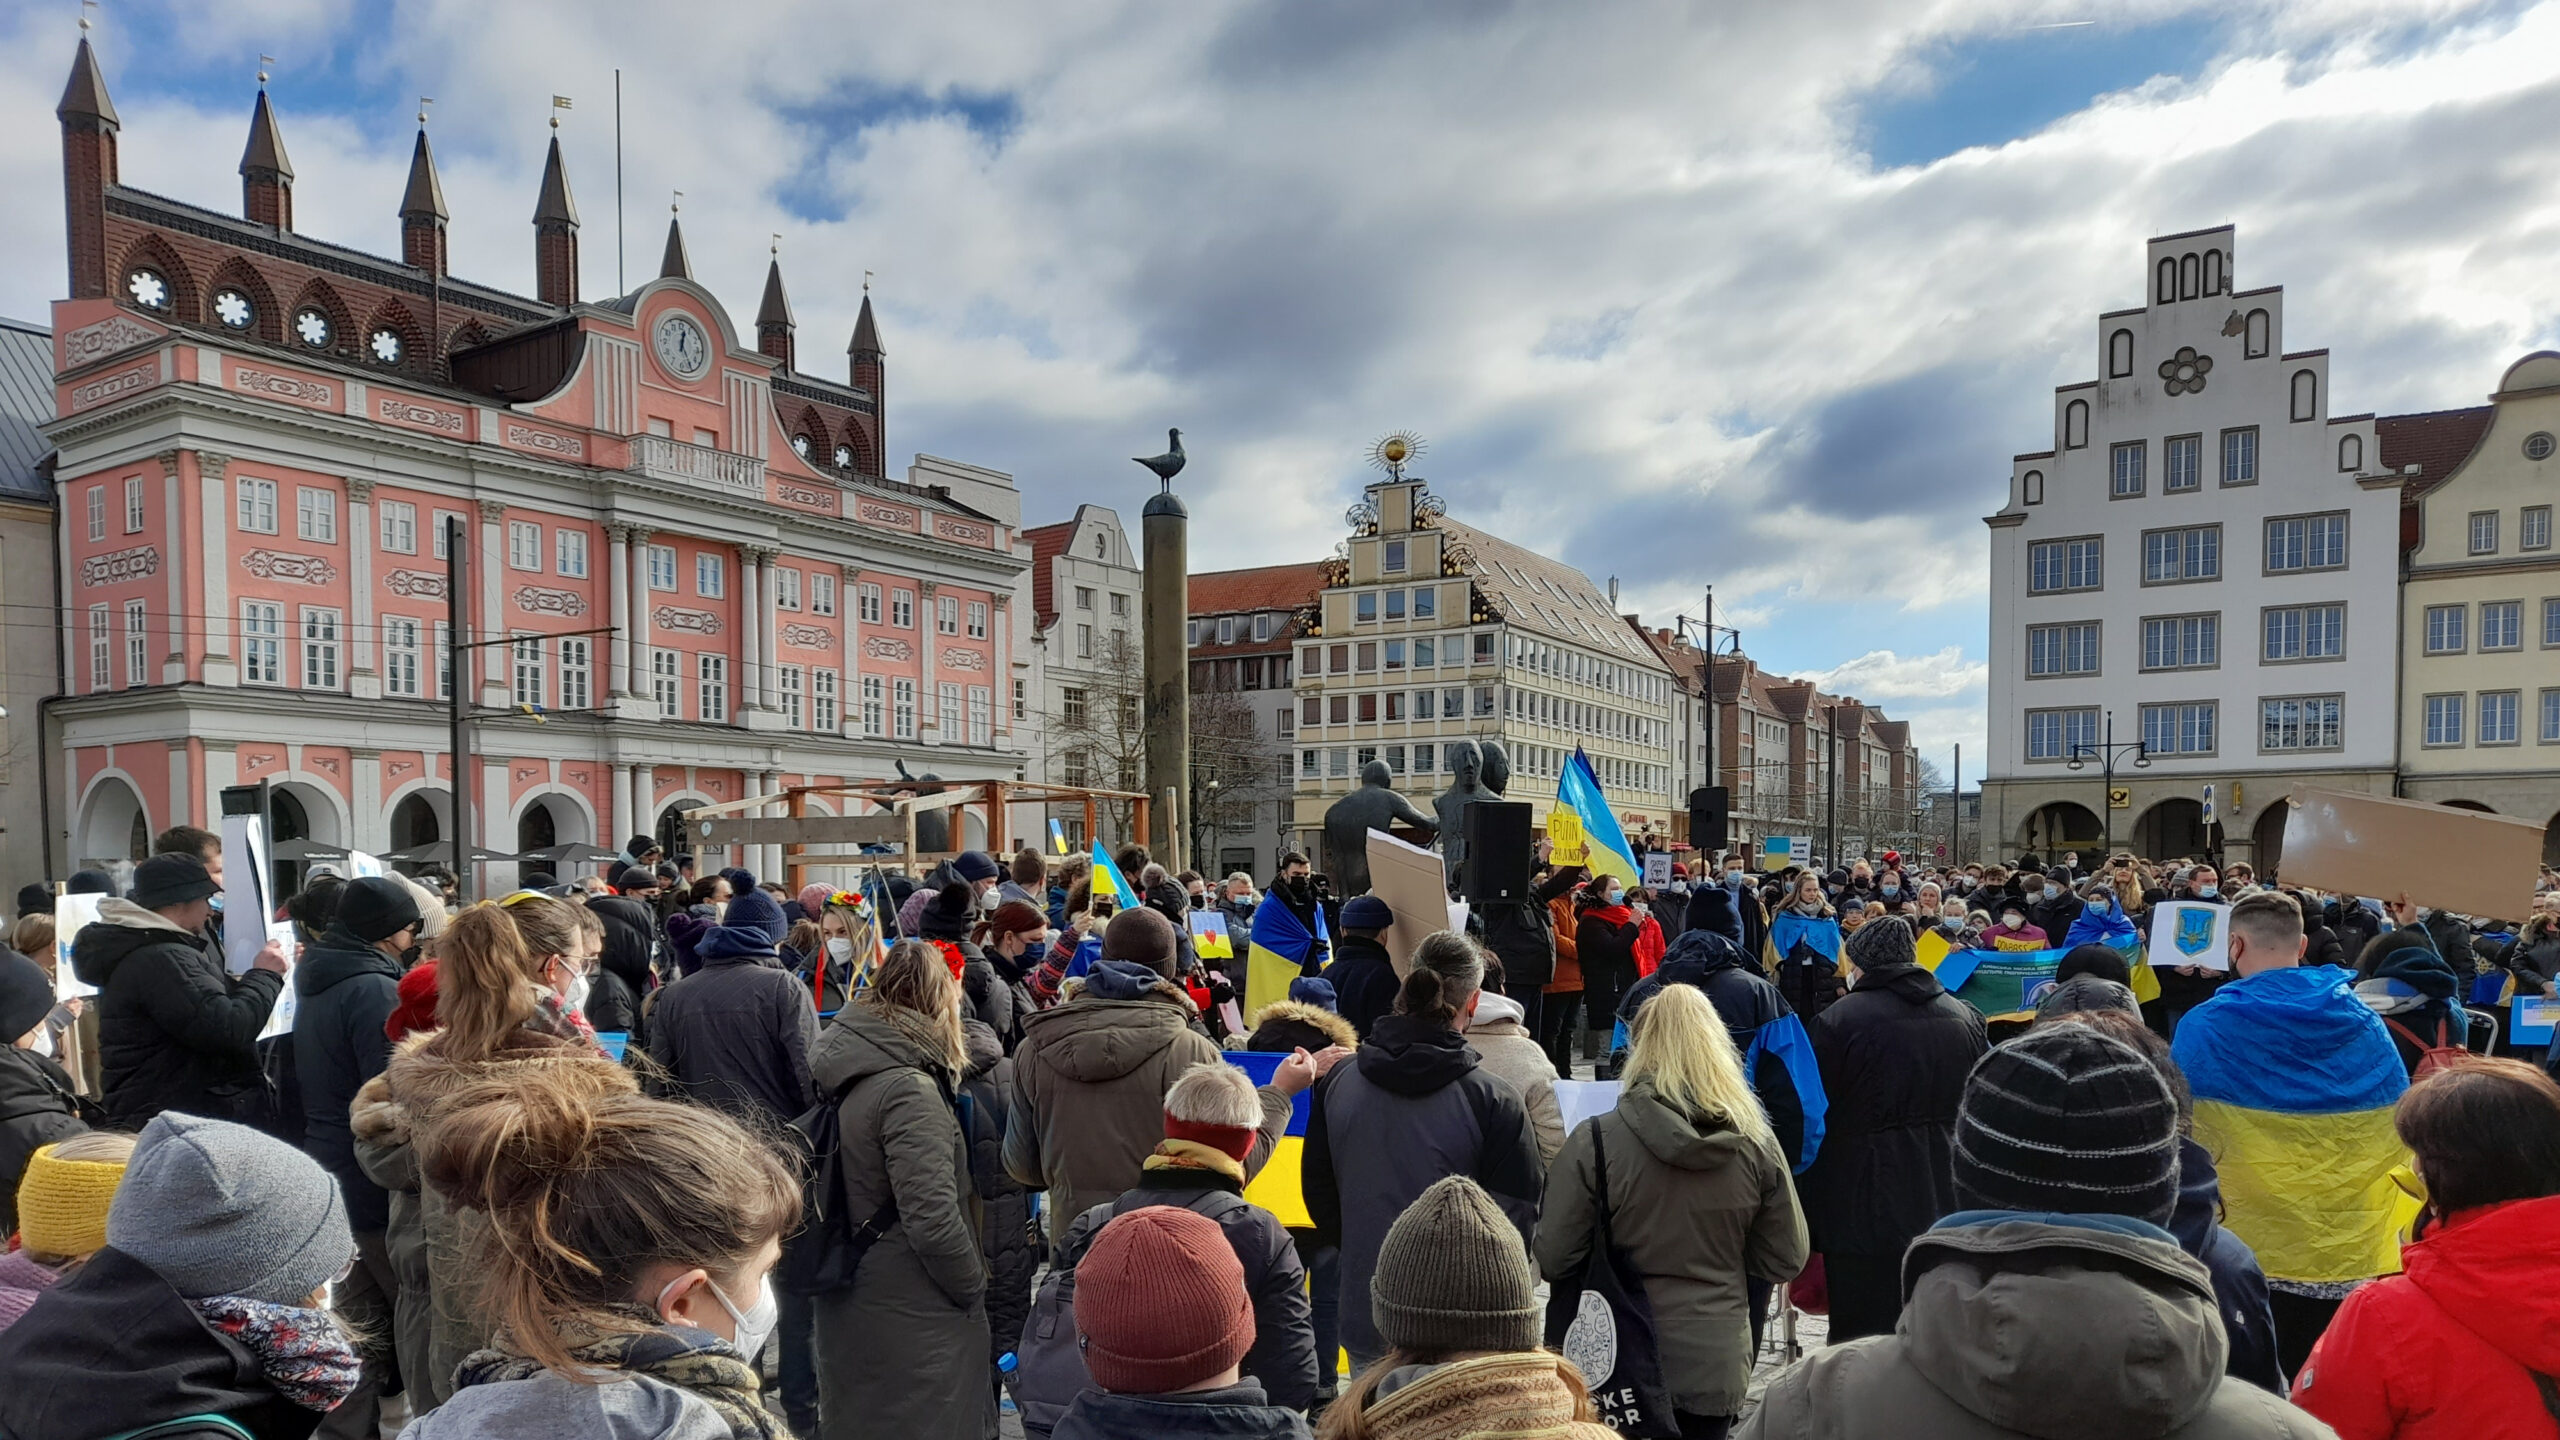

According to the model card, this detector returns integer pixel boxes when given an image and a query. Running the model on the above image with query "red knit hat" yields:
[384,959,440,1041]
[1074,1206,1254,1394]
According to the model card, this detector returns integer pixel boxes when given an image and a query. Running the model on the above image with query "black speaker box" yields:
[1689,786,1730,853]
[1462,801,1534,904]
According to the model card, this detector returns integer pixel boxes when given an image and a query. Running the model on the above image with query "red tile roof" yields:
[1188,561,1329,618]
[2377,406,2493,552]
[1022,520,1076,631]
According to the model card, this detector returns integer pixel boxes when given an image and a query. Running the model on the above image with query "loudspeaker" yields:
[1688,786,1730,853]
[1462,801,1534,904]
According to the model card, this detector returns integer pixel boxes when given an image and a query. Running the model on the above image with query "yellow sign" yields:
[2109,787,2131,810]
[1547,808,1590,866]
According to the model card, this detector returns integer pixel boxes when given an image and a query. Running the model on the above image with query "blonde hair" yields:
[8,913,55,957]
[1621,983,1772,1148]
[503,892,597,963]
[433,903,550,1059]
[1165,1062,1259,1129]
[857,939,965,1074]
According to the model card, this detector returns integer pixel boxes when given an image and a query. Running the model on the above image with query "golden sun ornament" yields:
[1367,431,1427,478]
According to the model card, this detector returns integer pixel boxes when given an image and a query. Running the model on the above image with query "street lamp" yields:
[2065,712,2149,859]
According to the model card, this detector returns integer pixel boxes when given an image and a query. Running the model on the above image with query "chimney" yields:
[240,86,294,231]
[1607,576,1620,607]
[398,127,449,276]
[57,35,120,301]
[532,134,580,307]
[755,252,795,369]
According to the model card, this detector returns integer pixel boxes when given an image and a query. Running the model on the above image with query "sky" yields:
[7,0,2560,787]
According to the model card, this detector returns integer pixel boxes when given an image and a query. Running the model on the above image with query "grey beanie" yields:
[1370,1176,1538,1354]
[109,1112,354,1304]
[1844,913,1915,972]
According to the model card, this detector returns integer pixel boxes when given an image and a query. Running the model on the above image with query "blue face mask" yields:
[1606,889,1625,907]
[2197,884,2219,899]
[208,894,226,914]
[1881,884,1899,898]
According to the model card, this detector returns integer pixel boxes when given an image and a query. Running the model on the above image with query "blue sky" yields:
[7,0,2560,786]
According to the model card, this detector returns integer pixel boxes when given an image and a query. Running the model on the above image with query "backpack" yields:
[774,1069,908,1297]
[1011,1191,1257,1437]
[2383,1014,2466,1081]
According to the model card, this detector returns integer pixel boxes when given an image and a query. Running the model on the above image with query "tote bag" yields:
[1543,1120,1681,1437]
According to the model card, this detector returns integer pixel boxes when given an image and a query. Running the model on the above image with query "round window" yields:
[126,269,170,310]
[791,434,812,459]
[368,329,404,365]
[212,289,254,330]
[294,308,332,348]
[2525,431,2555,462]
[833,444,854,469]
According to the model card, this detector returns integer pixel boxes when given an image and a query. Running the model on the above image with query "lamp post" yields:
[2066,713,2149,859]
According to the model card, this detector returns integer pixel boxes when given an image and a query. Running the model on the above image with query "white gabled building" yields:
[1981,226,2401,866]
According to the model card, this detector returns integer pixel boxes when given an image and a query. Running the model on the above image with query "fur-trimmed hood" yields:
[351,1026,636,1153]
[1246,998,1356,1053]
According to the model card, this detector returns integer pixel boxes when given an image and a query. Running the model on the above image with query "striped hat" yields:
[1953,1024,2181,1226]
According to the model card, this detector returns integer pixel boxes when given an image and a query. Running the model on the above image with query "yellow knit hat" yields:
[16,1141,127,1258]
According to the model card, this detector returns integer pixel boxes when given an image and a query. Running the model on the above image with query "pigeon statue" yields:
[1133,428,1186,488]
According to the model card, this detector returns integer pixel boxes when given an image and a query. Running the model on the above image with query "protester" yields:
[2038,1008,2284,1393]
[1796,916,1987,1341]
[584,876,662,1042]
[958,1013,1035,1424]
[1980,897,2048,949]
[1323,895,1401,1041]
[0,1131,132,1331]
[1303,932,1543,1374]
[1740,1024,2310,1440]
[975,898,1050,1044]
[286,874,422,1440]
[2171,889,2407,1379]
[2349,933,2469,1076]
[1773,871,1847,1021]
[1574,876,1646,1070]
[2151,864,2231,1036]
[1542,870,1586,1073]
[808,938,991,1440]
[646,880,816,1124]
[74,851,288,1128]
[2294,1058,2560,1439]
[1057,1206,1312,1440]
[0,947,90,1239]
[1540,984,1808,1437]
[1464,981,1567,1165]
[1319,1176,1615,1440]
[1007,907,1289,1245]
[1480,848,1583,1044]
[352,903,636,1414]
[0,1114,361,1439]
[8,913,90,1095]
[1613,925,1824,1174]
[397,1078,799,1439]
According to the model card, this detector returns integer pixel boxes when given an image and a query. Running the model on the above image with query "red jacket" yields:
[2294,1194,2560,1440]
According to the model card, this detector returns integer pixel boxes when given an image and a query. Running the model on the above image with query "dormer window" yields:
[127,269,170,311]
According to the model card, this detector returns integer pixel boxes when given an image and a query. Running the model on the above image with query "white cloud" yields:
[1810,647,1991,705]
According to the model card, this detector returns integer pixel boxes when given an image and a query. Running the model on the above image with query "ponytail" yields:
[432,903,547,1058]
[1393,931,1486,1026]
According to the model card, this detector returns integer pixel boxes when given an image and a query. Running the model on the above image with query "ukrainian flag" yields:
[1048,818,1071,856]
[1555,747,1640,888]
[2173,966,2416,1285]
[1226,1050,1313,1228]
[1243,897,1323,1022]
[2061,897,2161,1003]
[1090,847,1142,909]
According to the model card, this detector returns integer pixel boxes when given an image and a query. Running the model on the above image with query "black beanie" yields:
[335,876,424,944]
[918,881,974,942]
[16,883,51,918]
[1953,1025,2181,1226]
[130,853,217,910]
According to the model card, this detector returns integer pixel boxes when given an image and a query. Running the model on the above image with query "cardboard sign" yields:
[2148,901,2232,973]
[1186,908,1235,960]
[219,813,274,974]
[255,920,301,1040]
[1547,809,1590,867]
[52,892,105,1000]
[1642,852,1673,887]
[2279,788,2546,919]
[1365,829,1454,977]
[2513,995,2560,1047]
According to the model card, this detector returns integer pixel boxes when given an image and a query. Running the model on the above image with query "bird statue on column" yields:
[1133,428,1185,490]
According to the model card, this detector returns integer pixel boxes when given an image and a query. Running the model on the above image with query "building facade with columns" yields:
[43,40,1025,885]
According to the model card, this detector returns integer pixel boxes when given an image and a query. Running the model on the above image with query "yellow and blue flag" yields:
[1090,846,1141,910]
[1553,747,1640,887]
[2062,896,2162,1003]
[1243,896,1324,1021]
[2172,967,2415,1285]
[1225,1050,1312,1228]
[1047,818,1070,856]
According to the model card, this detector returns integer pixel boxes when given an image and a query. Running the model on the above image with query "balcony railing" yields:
[629,434,767,499]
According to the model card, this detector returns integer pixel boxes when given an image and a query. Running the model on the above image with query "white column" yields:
[919,580,940,741]
[737,546,764,714]
[346,478,380,699]
[755,548,781,711]
[630,531,656,710]
[631,764,655,849]
[841,566,863,738]
[353,750,383,851]
[159,451,187,684]
[759,768,782,881]
[198,453,236,685]
[477,500,508,706]
[605,523,635,697]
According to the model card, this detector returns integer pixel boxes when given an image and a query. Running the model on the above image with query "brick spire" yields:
[58,35,120,300]
[399,128,448,275]
[756,253,794,369]
[533,134,579,307]
[240,86,294,231]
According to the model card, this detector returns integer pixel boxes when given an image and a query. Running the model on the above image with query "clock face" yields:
[653,312,711,380]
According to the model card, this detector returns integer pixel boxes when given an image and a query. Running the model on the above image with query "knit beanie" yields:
[953,850,1002,885]
[384,958,441,1041]
[1100,906,1180,977]
[1843,912,1915,972]
[16,1141,128,1258]
[130,853,218,910]
[0,946,52,1040]
[1075,1206,1255,1393]
[110,1113,354,1304]
[1686,886,1742,943]
[1340,895,1393,933]
[1371,1176,1538,1353]
[1953,1024,2181,1226]
[334,876,423,945]
[918,882,976,942]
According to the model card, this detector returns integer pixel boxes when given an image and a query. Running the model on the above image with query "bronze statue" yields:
[1322,760,1438,896]
[1480,739,1512,797]
[1433,740,1495,885]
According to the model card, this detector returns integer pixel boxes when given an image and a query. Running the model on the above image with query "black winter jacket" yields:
[1302,1013,1543,1361]
[1613,929,1806,1167]
[1797,961,1985,1257]
[0,1246,323,1440]
[961,1018,1038,1365]
[290,928,402,1231]
[643,945,818,1125]
[1323,934,1402,1041]
[1052,1381,1311,1440]
[1479,868,1583,995]
[0,1046,89,1238]
[583,894,659,1040]
[74,900,283,1129]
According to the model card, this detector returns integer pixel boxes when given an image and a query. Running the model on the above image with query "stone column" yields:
[346,478,380,699]
[199,452,236,685]
[604,523,636,696]
[477,500,508,706]
[611,761,635,850]
[760,768,783,881]
[841,565,864,737]
[353,749,383,851]
[1142,489,1190,872]
[157,451,187,683]
[629,531,656,711]
[737,546,764,719]
[992,592,1012,742]
[747,545,782,711]
[919,580,941,742]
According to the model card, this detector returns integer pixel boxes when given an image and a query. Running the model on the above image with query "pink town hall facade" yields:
[45,39,1028,881]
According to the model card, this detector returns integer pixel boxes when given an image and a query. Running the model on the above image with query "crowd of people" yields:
[2,819,2557,1440]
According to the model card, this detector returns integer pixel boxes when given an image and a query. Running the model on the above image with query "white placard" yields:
[347,850,385,879]
[256,919,301,1040]
[1643,852,1673,887]
[2147,901,2232,972]
[1553,1079,1622,1135]
[52,892,104,1000]
[219,813,273,974]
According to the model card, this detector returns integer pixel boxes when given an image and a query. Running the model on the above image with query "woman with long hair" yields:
[400,1079,800,1439]
[807,939,989,1440]
[1541,984,1806,1438]
[350,902,636,1416]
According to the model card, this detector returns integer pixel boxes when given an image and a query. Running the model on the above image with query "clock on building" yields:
[653,312,711,380]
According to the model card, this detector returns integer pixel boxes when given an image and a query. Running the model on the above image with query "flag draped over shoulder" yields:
[2172,967,2415,1285]
[1244,898,1321,1020]
[2062,898,2162,1003]
[1743,1015,1827,1174]
[1768,911,1841,965]
[1554,748,1640,888]
[1225,1051,1312,1228]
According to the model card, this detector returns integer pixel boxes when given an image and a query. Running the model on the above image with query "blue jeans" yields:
[1297,1235,1341,1390]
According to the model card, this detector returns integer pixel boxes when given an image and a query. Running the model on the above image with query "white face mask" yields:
[659,1273,778,1359]
[2002,913,2024,930]
[826,937,855,963]
[564,972,590,1015]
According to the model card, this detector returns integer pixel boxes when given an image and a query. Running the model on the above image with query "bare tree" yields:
[1044,630,1148,839]
[1189,682,1284,867]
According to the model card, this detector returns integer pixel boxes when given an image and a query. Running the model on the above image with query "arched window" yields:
[2291,369,2319,422]
[2064,399,2090,449]
[2108,329,2134,378]
[2338,433,2363,472]
[2179,253,2200,300]
[2203,249,2225,295]
[2157,258,2178,305]
[2245,309,2270,358]
[2022,469,2045,505]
